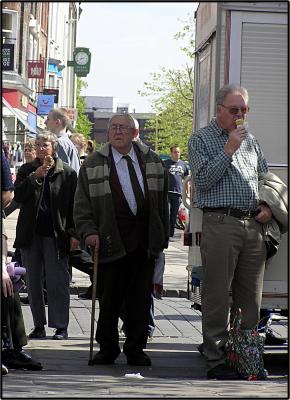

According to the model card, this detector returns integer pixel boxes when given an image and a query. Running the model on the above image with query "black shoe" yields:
[197,343,204,355]
[91,350,120,365]
[2,364,8,375]
[28,326,46,339]
[207,363,240,380]
[78,286,92,299]
[265,329,287,345]
[126,351,151,366]
[2,349,43,371]
[52,328,68,340]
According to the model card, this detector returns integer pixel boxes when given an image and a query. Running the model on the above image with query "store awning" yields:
[2,97,38,136]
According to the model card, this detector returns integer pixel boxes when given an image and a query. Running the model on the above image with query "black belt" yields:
[203,207,256,219]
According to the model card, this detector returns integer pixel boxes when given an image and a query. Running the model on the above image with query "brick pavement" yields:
[2,296,288,398]
[2,210,288,398]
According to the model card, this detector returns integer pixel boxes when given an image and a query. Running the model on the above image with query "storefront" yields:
[2,96,38,171]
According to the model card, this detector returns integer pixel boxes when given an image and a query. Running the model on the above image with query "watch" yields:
[74,51,89,65]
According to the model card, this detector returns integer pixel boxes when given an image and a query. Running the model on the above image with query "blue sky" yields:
[77,2,198,112]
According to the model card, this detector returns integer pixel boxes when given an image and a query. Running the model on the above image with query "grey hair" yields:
[36,131,58,153]
[107,114,136,130]
[216,84,249,105]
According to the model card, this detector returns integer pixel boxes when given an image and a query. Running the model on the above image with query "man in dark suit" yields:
[74,113,169,366]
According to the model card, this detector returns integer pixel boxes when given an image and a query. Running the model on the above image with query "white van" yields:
[185,2,288,312]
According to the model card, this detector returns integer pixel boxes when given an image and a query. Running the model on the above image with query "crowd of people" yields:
[2,85,287,379]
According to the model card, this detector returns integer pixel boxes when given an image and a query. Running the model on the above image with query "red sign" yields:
[27,61,45,79]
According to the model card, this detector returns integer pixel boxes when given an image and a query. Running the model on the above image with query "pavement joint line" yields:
[70,307,86,335]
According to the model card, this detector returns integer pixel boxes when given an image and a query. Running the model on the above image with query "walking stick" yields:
[88,245,99,365]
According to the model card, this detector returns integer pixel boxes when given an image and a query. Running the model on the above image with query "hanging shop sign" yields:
[2,44,15,71]
[27,61,45,79]
[28,111,37,132]
[43,88,59,103]
[37,94,55,115]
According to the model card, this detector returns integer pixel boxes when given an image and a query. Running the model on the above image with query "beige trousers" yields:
[200,212,267,370]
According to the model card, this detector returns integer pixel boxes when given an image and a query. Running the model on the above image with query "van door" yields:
[229,11,287,165]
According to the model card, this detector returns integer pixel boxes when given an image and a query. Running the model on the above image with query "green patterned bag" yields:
[225,309,268,380]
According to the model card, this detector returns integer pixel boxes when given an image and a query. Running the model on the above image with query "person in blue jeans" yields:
[164,145,190,237]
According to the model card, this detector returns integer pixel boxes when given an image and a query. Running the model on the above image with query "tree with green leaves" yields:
[138,15,195,159]
[75,78,93,139]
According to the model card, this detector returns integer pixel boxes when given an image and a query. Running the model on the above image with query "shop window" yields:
[48,74,55,88]
[2,10,17,44]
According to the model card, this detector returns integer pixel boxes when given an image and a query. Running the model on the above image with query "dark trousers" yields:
[119,293,155,336]
[2,293,27,351]
[168,192,181,237]
[95,248,155,356]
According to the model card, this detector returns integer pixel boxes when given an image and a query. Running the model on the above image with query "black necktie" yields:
[123,155,144,214]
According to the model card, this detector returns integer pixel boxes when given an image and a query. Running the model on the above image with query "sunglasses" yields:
[218,104,250,114]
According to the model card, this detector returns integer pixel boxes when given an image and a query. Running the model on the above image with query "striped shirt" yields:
[188,118,268,210]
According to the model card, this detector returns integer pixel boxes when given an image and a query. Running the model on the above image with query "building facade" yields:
[84,96,155,146]
[46,2,79,111]
[2,2,80,166]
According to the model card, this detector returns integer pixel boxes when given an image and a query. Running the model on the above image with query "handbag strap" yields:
[229,308,269,332]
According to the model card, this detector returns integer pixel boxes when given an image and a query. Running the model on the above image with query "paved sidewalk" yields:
[69,230,189,299]
[2,211,288,398]
[2,295,288,399]
[4,210,189,298]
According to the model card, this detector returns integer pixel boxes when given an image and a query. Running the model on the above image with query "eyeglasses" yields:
[109,124,132,133]
[218,104,250,114]
[35,143,50,149]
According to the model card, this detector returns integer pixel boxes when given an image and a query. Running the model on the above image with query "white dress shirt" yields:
[111,146,145,215]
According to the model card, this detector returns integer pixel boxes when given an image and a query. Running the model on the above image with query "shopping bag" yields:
[6,261,26,293]
[225,309,268,380]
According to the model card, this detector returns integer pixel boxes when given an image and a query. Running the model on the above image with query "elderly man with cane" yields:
[74,113,169,366]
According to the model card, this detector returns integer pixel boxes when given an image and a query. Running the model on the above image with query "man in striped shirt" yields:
[188,84,272,380]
